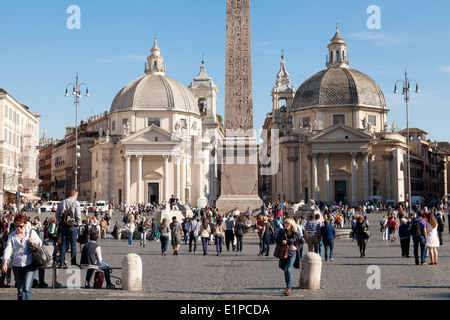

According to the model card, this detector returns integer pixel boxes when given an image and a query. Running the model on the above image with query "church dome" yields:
[110,38,199,116]
[292,27,386,110]
[110,74,199,115]
[292,67,386,110]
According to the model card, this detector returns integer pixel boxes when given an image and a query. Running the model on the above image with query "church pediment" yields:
[308,123,372,154]
[119,125,176,145]
[309,123,373,143]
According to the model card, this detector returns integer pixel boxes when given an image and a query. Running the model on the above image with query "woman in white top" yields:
[425,212,439,265]
[125,219,136,247]
[2,214,42,300]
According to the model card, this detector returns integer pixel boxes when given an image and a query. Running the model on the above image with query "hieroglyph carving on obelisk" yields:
[225,0,254,132]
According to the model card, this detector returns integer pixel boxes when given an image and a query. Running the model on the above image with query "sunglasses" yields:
[16,224,25,228]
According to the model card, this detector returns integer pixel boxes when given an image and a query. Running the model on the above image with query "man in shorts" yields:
[170,216,182,255]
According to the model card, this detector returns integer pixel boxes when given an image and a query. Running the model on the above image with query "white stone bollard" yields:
[122,253,142,291]
[299,252,322,290]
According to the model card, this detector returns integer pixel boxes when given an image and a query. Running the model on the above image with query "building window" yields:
[112,121,116,131]
[333,114,345,125]
[302,117,311,128]
[148,118,160,127]
[368,115,376,127]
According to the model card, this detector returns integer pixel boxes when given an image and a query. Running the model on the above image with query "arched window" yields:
[198,98,207,115]
[336,50,340,61]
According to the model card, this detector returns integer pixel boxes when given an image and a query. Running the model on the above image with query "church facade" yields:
[263,28,408,206]
[90,39,224,207]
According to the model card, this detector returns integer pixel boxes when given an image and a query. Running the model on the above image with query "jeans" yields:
[283,255,296,290]
[201,237,208,254]
[12,263,36,300]
[235,235,243,252]
[150,230,158,240]
[128,232,134,246]
[60,225,78,265]
[189,233,198,253]
[413,237,426,264]
[216,235,223,253]
[160,235,169,253]
[140,231,147,246]
[323,239,334,260]
[261,234,270,254]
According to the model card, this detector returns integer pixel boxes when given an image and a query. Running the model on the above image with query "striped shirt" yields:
[305,219,322,236]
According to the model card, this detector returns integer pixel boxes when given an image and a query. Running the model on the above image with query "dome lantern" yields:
[326,27,350,69]
[145,37,167,76]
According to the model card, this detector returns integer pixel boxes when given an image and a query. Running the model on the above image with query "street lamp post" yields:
[65,73,89,191]
[394,70,419,214]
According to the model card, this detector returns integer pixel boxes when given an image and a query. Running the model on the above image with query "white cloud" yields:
[438,66,450,73]
[347,32,405,47]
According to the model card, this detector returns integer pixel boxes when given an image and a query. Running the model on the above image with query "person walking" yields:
[387,216,399,242]
[355,216,370,257]
[188,216,200,254]
[275,218,304,296]
[425,212,439,265]
[169,216,182,255]
[410,211,428,265]
[234,216,246,252]
[398,218,411,258]
[213,220,225,256]
[2,213,42,300]
[380,215,389,241]
[224,214,236,252]
[55,189,82,266]
[320,219,336,261]
[305,214,322,254]
[199,219,211,255]
[125,219,135,247]
[437,212,444,246]
[258,216,271,256]
[138,217,149,248]
[159,218,170,256]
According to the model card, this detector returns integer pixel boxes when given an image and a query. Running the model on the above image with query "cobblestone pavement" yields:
[1,211,450,301]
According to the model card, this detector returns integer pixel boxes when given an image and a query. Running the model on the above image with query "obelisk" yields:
[216,0,263,215]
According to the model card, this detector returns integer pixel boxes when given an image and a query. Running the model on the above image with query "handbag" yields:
[273,232,288,259]
[29,230,52,268]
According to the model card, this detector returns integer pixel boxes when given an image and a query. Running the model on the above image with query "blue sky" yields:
[0,0,449,142]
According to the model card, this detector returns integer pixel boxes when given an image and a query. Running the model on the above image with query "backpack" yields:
[410,219,421,237]
[62,208,75,227]
[93,271,104,289]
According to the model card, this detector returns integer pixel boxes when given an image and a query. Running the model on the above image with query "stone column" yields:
[363,152,369,201]
[351,152,358,206]
[124,154,131,205]
[173,155,180,201]
[136,155,143,204]
[312,153,319,203]
[287,155,297,202]
[307,155,312,201]
[383,154,393,200]
[324,153,330,202]
[163,155,169,203]
[369,155,375,198]
[180,155,186,204]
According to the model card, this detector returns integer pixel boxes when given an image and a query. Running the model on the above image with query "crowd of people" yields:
[1,191,449,299]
